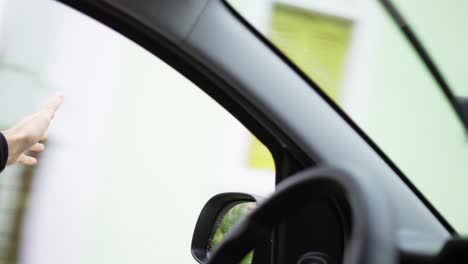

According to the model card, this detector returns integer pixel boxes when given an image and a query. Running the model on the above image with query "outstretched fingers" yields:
[18,154,38,166]
[40,133,49,141]
[30,143,45,153]
[43,94,64,119]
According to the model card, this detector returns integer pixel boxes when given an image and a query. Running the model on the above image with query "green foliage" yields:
[209,202,256,264]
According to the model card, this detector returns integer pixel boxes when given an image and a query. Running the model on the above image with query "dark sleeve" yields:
[0,132,8,173]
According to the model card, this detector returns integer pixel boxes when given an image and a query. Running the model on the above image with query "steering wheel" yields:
[206,167,397,264]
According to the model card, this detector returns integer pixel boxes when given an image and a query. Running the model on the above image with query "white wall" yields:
[0,1,275,263]
[81,21,274,264]
[0,1,122,263]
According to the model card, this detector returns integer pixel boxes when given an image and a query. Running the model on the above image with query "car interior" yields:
[0,0,467,263]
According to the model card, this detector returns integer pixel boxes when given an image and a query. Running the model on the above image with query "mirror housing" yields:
[191,193,263,263]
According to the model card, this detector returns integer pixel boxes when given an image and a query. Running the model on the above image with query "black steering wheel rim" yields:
[206,167,397,264]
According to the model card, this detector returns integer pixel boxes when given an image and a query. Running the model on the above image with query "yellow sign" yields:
[248,4,353,170]
[248,136,276,170]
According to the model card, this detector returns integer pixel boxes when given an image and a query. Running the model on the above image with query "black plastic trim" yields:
[191,193,259,263]
[456,97,468,130]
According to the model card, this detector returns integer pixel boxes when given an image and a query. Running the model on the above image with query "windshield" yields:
[226,0,468,234]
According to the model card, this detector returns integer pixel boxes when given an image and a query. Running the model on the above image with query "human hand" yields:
[1,95,64,166]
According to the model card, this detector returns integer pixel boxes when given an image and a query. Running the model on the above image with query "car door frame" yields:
[55,0,454,258]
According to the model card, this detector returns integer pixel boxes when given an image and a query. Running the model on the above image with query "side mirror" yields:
[191,193,265,263]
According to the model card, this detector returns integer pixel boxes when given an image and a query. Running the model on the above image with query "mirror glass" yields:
[208,202,257,263]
